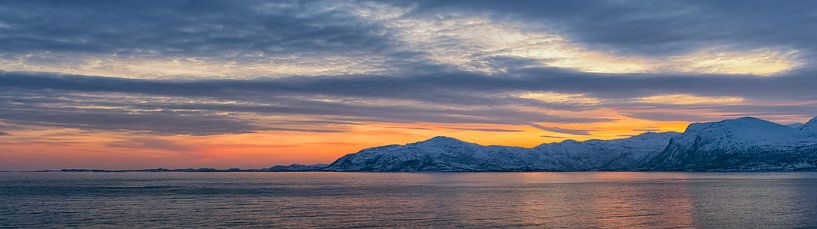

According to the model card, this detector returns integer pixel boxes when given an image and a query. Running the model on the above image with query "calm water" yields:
[2,172,817,228]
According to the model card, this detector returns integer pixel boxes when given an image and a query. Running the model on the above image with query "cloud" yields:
[0,72,614,135]
[540,135,565,139]
[518,92,601,104]
[533,126,592,136]
[349,3,799,75]
[621,112,713,122]
[2,1,817,134]
[0,102,259,136]
[5,69,817,105]
[637,94,745,105]
[264,127,347,133]
[106,138,193,152]
[412,0,817,60]
[0,54,393,79]
[0,91,362,135]
[384,126,432,131]
[446,127,524,133]
[0,0,409,77]
[0,1,392,57]
[2,69,817,135]
[0,131,8,136]
[0,1,808,77]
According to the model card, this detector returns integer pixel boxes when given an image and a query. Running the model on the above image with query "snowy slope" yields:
[788,123,805,129]
[800,116,817,136]
[648,117,817,171]
[534,132,679,170]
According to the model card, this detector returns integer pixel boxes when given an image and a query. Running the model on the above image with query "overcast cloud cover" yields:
[1,0,817,136]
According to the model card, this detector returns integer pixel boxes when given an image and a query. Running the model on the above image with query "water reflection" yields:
[687,175,817,228]
[1,172,817,228]
[588,180,696,228]
[444,172,699,228]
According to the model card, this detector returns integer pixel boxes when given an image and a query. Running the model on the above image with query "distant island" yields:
[53,164,329,173]
[57,116,817,173]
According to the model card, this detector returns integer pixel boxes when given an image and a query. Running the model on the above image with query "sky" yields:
[2,0,817,170]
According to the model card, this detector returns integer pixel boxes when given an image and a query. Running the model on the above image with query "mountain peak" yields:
[726,116,776,125]
[671,116,810,153]
[800,115,817,133]
[805,116,817,126]
[418,136,466,144]
[687,116,788,132]
[733,116,763,121]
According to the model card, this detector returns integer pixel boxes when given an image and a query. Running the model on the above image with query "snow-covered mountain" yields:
[324,116,817,172]
[326,132,677,172]
[263,164,329,172]
[647,117,817,171]
[327,136,564,171]
[534,132,679,170]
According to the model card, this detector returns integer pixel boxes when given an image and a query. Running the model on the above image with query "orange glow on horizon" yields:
[0,114,695,170]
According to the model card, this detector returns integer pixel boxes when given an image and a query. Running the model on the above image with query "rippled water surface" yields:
[2,172,817,228]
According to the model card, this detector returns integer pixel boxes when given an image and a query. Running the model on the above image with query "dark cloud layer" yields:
[411,0,817,59]
[2,70,816,135]
[7,0,812,59]
[0,72,615,135]
[3,69,817,103]
[1,1,817,135]
[0,0,392,57]
[0,91,258,135]
[3,0,816,73]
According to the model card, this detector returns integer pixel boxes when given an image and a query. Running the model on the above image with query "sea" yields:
[2,172,817,228]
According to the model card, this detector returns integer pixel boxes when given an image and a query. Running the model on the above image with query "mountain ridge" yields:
[327,131,680,172]
[325,116,817,172]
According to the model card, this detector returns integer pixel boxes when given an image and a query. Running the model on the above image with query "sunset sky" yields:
[2,0,817,170]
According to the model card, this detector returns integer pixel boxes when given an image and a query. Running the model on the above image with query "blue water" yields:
[2,172,817,228]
